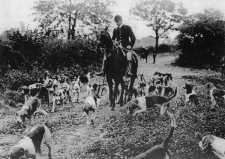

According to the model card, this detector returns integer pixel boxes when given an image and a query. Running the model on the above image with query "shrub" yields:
[176,12,225,68]
[4,90,24,106]
[2,30,101,72]
[2,69,41,90]
[158,44,172,53]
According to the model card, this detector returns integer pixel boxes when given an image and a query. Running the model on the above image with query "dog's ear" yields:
[10,147,25,159]
[201,135,212,151]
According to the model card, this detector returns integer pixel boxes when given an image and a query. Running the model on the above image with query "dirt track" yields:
[0,53,222,159]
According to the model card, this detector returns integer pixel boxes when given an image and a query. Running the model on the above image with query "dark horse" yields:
[97,31,138,110]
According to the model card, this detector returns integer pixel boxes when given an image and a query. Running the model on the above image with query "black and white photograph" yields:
[0,0,225,158]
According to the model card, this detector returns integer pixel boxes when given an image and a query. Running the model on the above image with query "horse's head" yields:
[96,28,113,49]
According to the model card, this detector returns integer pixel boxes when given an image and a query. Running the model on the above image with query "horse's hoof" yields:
[111,107,115,111]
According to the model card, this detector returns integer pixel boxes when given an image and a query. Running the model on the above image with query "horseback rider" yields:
[96,15,136,77]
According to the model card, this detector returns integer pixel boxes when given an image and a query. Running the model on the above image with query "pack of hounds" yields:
[9,70,225,159]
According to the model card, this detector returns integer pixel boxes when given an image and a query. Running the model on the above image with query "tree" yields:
[33,0,114,40]
[132,0,187,55]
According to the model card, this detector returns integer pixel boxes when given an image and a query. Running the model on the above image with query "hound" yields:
[127,88,177,116]
[197,133,225,159]
[17,88,48,124]
[9,124,52,159]
[153,72,173,86]
[146,84,176,97]
[183,83,200,107]
[18,83,45,103]
[82,83,101,125]
[206,82,225,108]
[71,76,81,103]
[51,85,66,112]
[133,111,177,159]
[137,74,147,96]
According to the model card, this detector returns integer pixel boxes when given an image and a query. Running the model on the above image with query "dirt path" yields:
[139,53,218,78]
[0,53,220,159]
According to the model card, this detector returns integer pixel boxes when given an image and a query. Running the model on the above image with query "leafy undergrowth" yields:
[0,72,225,158]
[82,75,224,159]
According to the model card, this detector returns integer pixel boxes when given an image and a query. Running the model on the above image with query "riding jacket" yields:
[112,24,136,48]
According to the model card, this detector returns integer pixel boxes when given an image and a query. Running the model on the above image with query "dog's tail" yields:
[167,87,177,101]
[163,111,176,149]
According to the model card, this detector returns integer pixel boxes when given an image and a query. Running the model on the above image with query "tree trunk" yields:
[71,11,78,40]
[68,15,71,40]
[67,0,72,40]
[155,30,159,55]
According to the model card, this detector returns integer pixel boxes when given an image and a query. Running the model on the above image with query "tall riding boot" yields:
[126,60,133,77]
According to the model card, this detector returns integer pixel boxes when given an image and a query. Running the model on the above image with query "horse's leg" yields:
[112,80,119,110]
[107,77,114,109]
[116,84,121,104]
[127,77,136,101]
[118,78,125,106]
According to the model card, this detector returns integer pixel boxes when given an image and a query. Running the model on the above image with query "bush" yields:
[4,90,24,106]
[175,13,225,68]
[158,44,173,53]
[1,30,101,72]
[2,69,38,90]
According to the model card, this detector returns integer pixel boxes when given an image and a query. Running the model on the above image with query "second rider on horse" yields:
[96,15,136,77]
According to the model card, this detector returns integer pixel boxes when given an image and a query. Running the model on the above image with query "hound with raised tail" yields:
[9,124,52,159]
[132,111,177,159]
[127,88,177,116]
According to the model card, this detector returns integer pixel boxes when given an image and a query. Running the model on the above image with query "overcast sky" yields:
[0,0,225,38]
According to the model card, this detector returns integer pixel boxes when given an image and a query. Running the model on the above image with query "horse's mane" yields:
[99,31,113,49]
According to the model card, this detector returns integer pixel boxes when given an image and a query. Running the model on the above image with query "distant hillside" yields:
[134,36,155,48]
[134,36,177,49]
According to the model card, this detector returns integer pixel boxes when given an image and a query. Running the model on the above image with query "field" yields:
[0,53,225,159]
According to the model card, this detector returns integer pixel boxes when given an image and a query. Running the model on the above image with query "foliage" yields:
[158,44,175,53]
[0,29,101,90]
[132,0,187,54]
[176,9,225,68]
[6,30,45,67]
[4,90,24,106]
[1,29,100,68]
[2,69,39,90]
[33,0,114,39]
